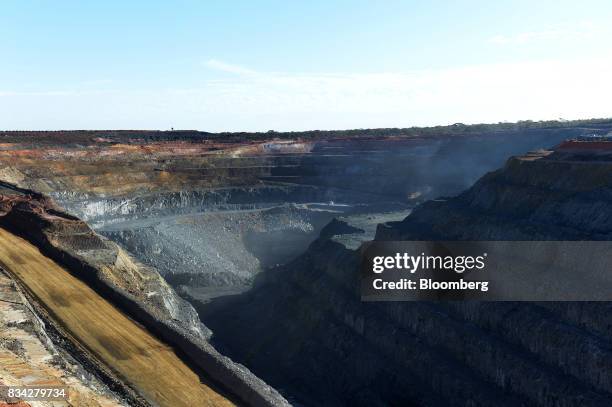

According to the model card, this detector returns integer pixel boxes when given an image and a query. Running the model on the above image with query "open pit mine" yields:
[0,120,612,406]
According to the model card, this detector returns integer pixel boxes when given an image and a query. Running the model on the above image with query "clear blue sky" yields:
[2,0,612,131]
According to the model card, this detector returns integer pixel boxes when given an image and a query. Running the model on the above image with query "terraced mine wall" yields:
[201,147,612,406]
[0,124,610,406]
[0,128,583,295]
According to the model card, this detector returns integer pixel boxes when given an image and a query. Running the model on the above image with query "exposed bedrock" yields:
[201,147,612,406]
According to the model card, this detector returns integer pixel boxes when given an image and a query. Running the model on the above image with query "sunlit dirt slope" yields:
[0,227,235,407]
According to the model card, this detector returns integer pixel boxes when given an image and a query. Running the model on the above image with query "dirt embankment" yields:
[0,228,235,407]
[0,269,125,407]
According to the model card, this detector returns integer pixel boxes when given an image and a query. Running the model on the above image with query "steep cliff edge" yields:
[203,144,612,406]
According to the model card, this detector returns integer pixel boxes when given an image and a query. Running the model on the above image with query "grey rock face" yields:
[201,148,612,406]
